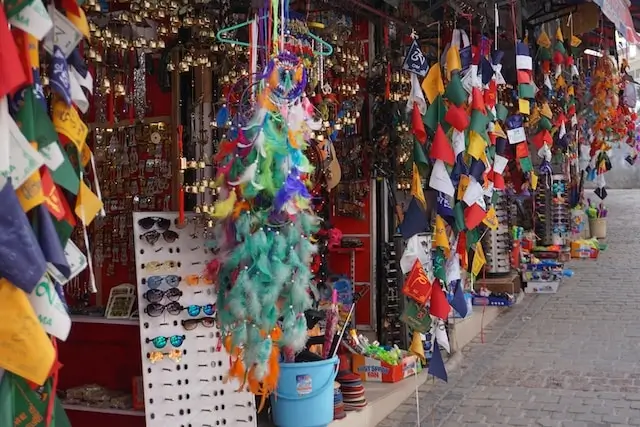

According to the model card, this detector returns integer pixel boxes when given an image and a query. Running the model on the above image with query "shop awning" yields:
[592,0,640,43]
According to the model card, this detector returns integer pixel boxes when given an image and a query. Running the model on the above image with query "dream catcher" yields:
[208,49,323,408]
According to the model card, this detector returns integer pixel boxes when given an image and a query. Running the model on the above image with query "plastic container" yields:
[589,218,607,239]
[271,357,339,427]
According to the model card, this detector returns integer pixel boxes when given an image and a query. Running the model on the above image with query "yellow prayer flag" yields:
[556,75,566,88]
[471,241,486,277]
[67,8,91,40]
[52,99,89,155]
[556,27,564,42]
[540,102,553,119]
[467,131,486,160]
[567,86,575,96]
[17,171,45,212]
[446,46,461,79]
[410,163,426,209]
[531,172,539,190]
[75,181,103,226]
[571,35,582,48]
[434,215,450,255]
[537,31,551,49]
[482,207,499,230]
[457,175,470,201]
[0,279,55,385]
[422,63,445,104]
[492,122,507,139]
[518,99,530,115]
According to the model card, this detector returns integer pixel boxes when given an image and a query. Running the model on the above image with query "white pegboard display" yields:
[133,212,257,427]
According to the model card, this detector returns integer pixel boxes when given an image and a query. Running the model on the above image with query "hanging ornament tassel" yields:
[134,51,147,120]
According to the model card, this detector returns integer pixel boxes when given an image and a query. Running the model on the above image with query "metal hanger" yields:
[215,14,333,56]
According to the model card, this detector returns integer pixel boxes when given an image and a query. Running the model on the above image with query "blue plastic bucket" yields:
[271,357,339,427]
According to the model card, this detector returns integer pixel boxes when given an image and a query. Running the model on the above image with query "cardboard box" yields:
[352,354,420,383]
[524,280,560,294]
[570,241,599,259]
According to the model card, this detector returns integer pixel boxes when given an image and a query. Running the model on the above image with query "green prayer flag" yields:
[400,300,432,333]
[519,156,533,173]
[16,89,80,195]
[433,247,447,284]
[470,110,490,141]
[4,0,34,19]
[518,83,535,99]
[453,202,466,233]
[495,104,509,122]
[538,117,553,131]
[466,228,481,250]
[537,47,552,61]
[444,73,467,107]
[554,41,566,55]
[1,373,71,427]
[425,95,448,133]
[413,140,430,176]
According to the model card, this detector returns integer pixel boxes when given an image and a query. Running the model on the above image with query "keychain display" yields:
[133,212,256,427]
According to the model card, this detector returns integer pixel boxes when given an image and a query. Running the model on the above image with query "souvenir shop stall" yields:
[365,0,640,415]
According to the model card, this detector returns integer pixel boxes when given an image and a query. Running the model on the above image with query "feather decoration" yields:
[214,136,240,162]
[289,281,312,313]
[262,295,283,327]
[272,231,288,259]
[305,116,322,131]
[245,325,263,367]
[216,104,229,127]
[244,107,268,131]
[288,103,304,131]
[228,278,247,319]
[279,310,296,347]
[253,336,272,381]
[248,228,268,259]
[256,253,272,279]
[211,191,237,219]
[274,174,311,211]
[287,315,310,352]
[270,258,292,289]
[302,95,314,116]
[246,279,262,320]
[235,213,251,241]
[300,212,321,235]
[228,161,258,186]
[232,321,248,348]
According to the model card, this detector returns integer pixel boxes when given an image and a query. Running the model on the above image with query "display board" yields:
[133,212,256,427]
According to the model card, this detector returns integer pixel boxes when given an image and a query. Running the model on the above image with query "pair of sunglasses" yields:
[143,261,179,272]
[143,275,180,289]
[148,349,182,364]
[145,302,215,317]
[140,229,179,245]
[144,288,182,303]
[146,335,186,349]
[182,317,215,330]
[138,216,171,231]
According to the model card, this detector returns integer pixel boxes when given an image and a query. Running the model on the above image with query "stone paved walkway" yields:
[377,190,640,427]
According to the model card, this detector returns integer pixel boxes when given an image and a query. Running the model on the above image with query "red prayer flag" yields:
[402,259,433,305]
[430,124,456,165]
[411,104,427,144]
[0,8,27,97]
[429,280,451,320]
[464,203,486,230]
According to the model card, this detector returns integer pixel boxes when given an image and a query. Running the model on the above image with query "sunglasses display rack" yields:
[534,174,569,246]
[378,235,408,349]
[482,195,515,275]
[132,212,257,427]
